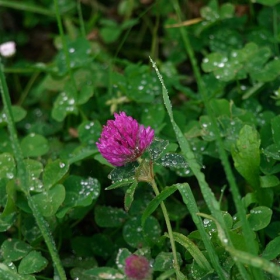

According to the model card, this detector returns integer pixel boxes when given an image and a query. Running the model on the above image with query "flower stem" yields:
[150,179,183,280]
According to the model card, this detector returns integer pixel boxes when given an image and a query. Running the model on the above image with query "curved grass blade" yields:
[141,185,177,227]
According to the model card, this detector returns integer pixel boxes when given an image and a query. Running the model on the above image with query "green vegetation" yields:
[1,0,280,279]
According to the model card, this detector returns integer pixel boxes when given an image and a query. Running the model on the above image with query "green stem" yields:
[53,0,77,93]
[77,0,86,39]
[0,62,66,280]
[172,1,262,279]
[150,179,183,280]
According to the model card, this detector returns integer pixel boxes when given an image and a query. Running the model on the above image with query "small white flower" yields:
[0,41,16,57]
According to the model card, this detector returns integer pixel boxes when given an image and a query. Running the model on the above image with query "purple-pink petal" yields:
[96,112,154,166]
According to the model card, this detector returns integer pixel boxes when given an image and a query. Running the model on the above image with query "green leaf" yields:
[55,38,93,75]
[84,267,124,279]
[153,252,182,272]
[248,206,272,231]
[262,236,280,260]
[148,138,169,161]
[25,159,43,178]
[32,184,65,217]
[1,239,32,261]
[260,175,280,188]
[271,115,280,144]
[141,185,177,226]
[18,251,48,274]
[157,153,188,168]
[0,153,15,180]
[94,206,128,227]
[0,263,36,280]
[123,216,161,248]
[124,181,138,211]
[231,125,260,189]
[263,144,280,160]
[141,103,166,131]
[105,178,135,190]
[77,83,94,105]
[254,0,280,6]
[43,159,69,190]
[21,134,49,157]
[0,106,26,125]
[78,120,102,146]
[170,232,212,272]
[108,162,138,182]
[90,234,114,258]
[51,84,78,122]
[115,248,131,271]
[57,176,100,218]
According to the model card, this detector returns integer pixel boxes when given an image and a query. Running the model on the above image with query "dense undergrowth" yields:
[1,0,280,279]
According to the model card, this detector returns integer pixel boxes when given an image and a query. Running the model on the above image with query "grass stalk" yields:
[150,179,184,280]
[0,62,67,280]
[171,1,263,278]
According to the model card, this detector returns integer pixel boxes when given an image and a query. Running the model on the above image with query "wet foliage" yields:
[1,0,280,279]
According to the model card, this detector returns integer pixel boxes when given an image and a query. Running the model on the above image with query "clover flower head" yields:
[124,254,151,280]
[96,112,154,167]
[0,41,16,57]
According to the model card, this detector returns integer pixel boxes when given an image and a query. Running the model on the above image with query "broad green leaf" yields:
[51,82,78,122]
[157,153,187,168]
[260,175,280,188]
[170,232,212,271]
[148,138,169,161]
[54,38,93,75]
[0,263,36,280]
[18,251,48,274]
[141,185,177,226]
[0,213,17,232]
[123,216,161,248]
[231,125,260,189]
[108,162,138,182]
[43,159,69,190]
[90,234,114,258]
[94,206,128,227]
[115,248,131,271]
[25,159,43,179]
[202,43,271,82]
[100,24,122,43]
[153,252,182,271]
[77,83,94,105]
[141,103,165,131]
[21,134,49,157]
[78,120,102,146]
[124,181,138,211]
[32,184,65,217]
[0,106,26,125]
[248,206,272,231]
[84,267,124,279]
[0,153,15,180]
[262,236,280,260]
[58,176,100,217]
[263,144,280,160]
[254,0,280,6]
[1,239,32,261]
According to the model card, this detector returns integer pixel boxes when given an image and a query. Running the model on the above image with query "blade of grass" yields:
[150,57,250,280]
[177,183,228,279]
[172,1,263,279]
[0,0,54,16]
[198,213,280,278]
[0,62,66,280]
[53,0,77,94]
